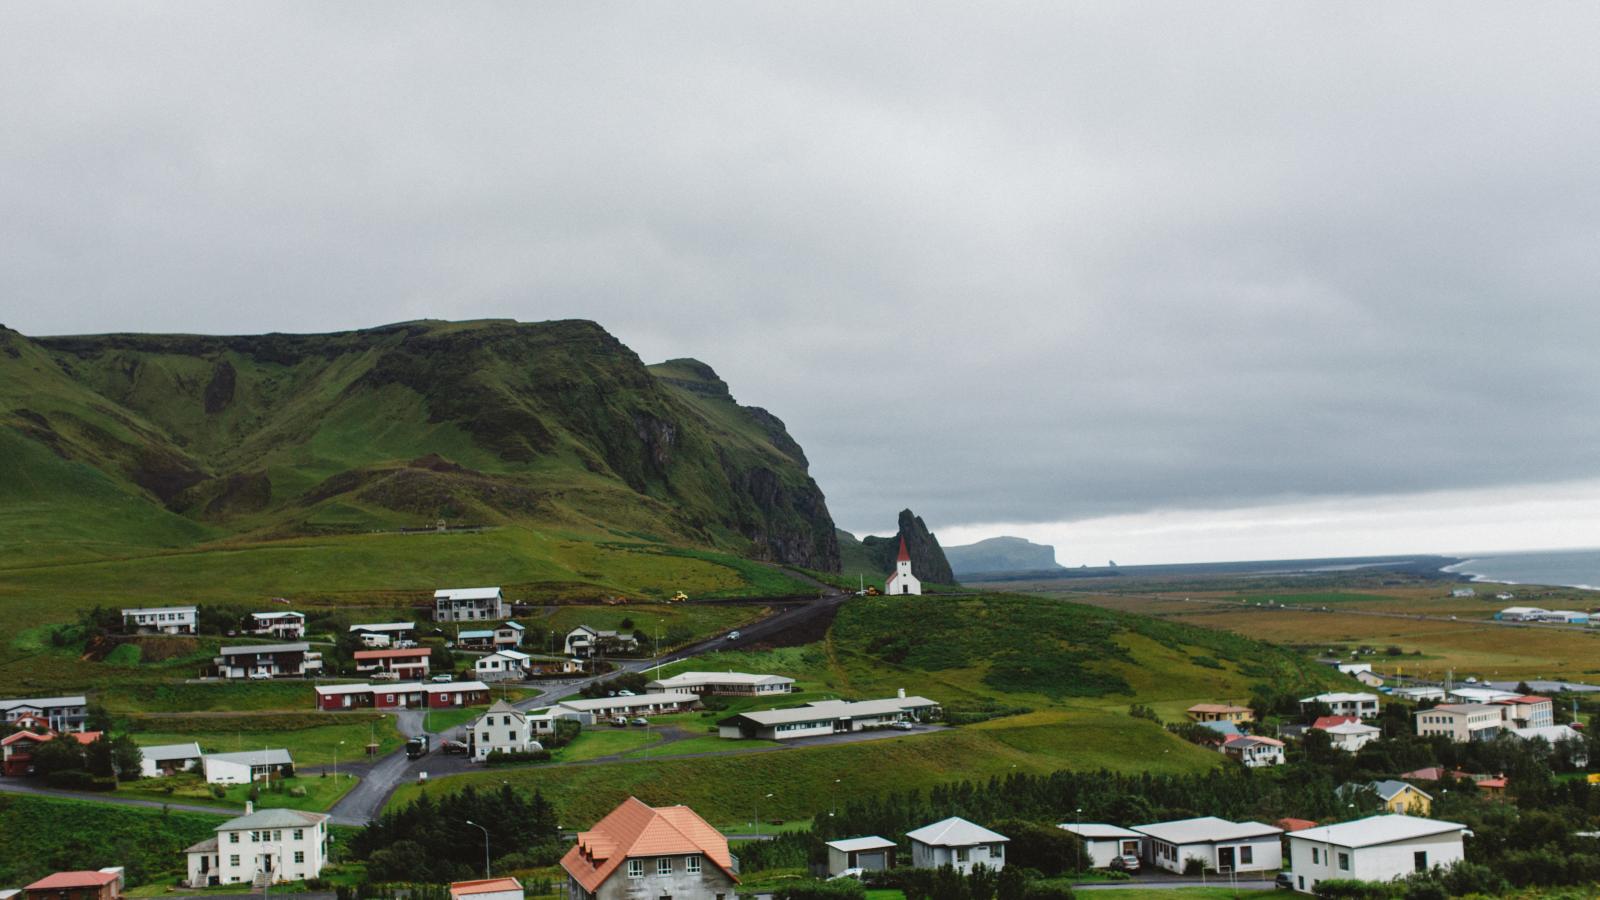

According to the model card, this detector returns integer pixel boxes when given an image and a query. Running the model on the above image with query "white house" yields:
[827,837,898,876]
[1057,824,1142,868]
[907,817,1007,873]
[1322,720,1382,753]
[203,748,293,784]
[1286,815,1467,894]
[717,693,941,741]
[1301,693,1380,719]
[563,625,640,658]
[1415,704,1505,743]
[1223,735,1286,767]
[1512,724,1588,765]
[185,804,329,886]
[1450,588,1476,598]
[248,612,305,639]
[1495,695,1554,729]
[354,647,431,679]
[1494,606,1547,621]
[553,691,699,724]
[0,695,88,732]
[475,649,534,682]
[348,622,415,648]
[469,700,544,761]
[1131,817,1283,875]
[494,621,525,649]
[1447,687,1518,705]
[884,538,922,596]
[645,671,796,696]
[121,606,197,635]
[1390,686,1446,702]
[434,587,508,623]
[138,741,203,778]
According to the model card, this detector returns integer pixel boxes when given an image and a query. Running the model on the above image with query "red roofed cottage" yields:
[562,797,739,900]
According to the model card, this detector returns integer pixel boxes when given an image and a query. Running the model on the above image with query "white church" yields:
[884,537,922,595]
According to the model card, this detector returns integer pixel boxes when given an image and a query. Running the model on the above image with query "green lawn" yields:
[113,772,359,813]
[131,711,406,766]
[558,727,663,762]
[625,734,780,757]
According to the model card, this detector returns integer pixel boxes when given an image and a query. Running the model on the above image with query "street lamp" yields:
[466,820,490,878]
[334,740,344,782]
[755,793,773,837]
[1074,808,1082,873]
[831,779,841,817]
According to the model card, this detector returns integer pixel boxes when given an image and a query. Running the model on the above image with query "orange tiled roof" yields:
[449,878,523,897]
[26,871,120,890]
[561,797,738,893]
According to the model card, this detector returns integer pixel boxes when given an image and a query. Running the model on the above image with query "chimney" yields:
[898,688,906,699]
[245,801,254,815]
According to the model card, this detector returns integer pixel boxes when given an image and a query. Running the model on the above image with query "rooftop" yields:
[906,817,1009,847]
[355,648,431,659]
[558,692,699,712]
[1289,814,1465,848]
[206,748,293,767]
[826,836,898,853]
[561,797,736,893]
[0,695,87,710]
[435,587,503,601]
[24,871,121,890]
[1132,816,1282,845]
[120,605,196,614]
[449,878,524,898]
[218,642,310,656]
[141,741,203,761]
[1058,823,1142,839]
[1187,703,1250,714]
[648,671,797,688]
[217,806,328,832]
[349,622,415,632]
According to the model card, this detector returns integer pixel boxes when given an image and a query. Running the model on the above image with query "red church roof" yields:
[897,537,910,562]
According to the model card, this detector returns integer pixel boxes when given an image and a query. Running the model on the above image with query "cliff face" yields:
[851,508,957,585]
[3,319,840,571]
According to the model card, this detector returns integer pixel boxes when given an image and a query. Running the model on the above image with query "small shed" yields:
[826,836,897,875]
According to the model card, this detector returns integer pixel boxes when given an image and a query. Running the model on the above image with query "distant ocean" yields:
[1442,548,1600,592]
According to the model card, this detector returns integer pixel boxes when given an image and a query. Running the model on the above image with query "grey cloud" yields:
[2,4,1598,536]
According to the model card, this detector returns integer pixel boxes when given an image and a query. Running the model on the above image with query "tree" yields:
[991,819,1082,875]
[111,735,144,780]
[85,734,117,779]
[29,736,87,777]
[85,703,114,733]
[431,643,456,676]
[996,867,1028,900]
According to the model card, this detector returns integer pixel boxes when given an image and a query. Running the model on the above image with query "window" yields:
[1297,877,1304,891]
[658,858,673,875]
[628,860,645,879]
[1311,848,1320,864]
[686,855,702,874]
[293,829,303,840]
[251,831,260,842]
[1414,851,1428,872]
[956,847,969,863]
[1240,846,1253,865]
[230,832,240,844]
[991,844,1004,858]
[1338,852,1349,871]
[294,851,305,863]
[230,855,240,866]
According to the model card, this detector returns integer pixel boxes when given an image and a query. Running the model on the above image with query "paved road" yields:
[0,777,234,818]
[1076,880,1274,891]
[327,578,852,825]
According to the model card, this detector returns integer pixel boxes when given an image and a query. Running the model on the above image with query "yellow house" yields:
[1370,780,1432,816]
[1187,703,1254,724]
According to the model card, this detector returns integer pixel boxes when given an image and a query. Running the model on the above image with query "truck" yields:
[405,734,431,759]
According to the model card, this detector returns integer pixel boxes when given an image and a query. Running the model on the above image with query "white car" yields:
[727,631,742,641]
[248,672,273,681]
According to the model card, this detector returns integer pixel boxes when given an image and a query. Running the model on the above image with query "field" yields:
[1048,587,1600,682]
[390,593,1347,827]
[129,711,407,766]
[113,771,359,813]
[0,793,222,886]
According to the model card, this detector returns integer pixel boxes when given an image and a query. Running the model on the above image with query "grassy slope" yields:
[0,794,222,886]
[392,593,1346,827]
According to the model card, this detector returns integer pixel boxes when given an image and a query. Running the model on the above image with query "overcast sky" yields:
[4,5,1599,564]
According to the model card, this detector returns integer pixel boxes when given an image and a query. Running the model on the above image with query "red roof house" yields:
[24,869,122,900]
[562,797,740,896]
[1310,715,1360,731]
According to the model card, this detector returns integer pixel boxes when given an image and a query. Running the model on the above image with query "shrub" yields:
[1021,884,1074,900]
[210,784,226,799]
[1310,880,1392,899]
[484,748,552,766]
[773,880,866,900]
[1182,856,1206,876]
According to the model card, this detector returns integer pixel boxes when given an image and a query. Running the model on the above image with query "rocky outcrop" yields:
[857,509,957,585]
[945,536,1064,576]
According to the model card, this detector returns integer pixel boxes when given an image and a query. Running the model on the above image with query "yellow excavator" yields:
[670,591,689,602]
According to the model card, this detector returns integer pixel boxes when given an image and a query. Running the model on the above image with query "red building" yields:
[2,730,102,777]
[314,681,490,711]
[24,869,123,900]
[354,648,432,679]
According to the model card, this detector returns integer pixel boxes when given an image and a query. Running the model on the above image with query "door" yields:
[1217,846,1234,872]
[859,851,887,871]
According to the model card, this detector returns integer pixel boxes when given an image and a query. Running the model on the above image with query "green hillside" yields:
[0,319,839,570]
[392,592,1349,825]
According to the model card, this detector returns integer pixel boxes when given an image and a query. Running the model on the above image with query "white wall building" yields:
[563,625,640,658]
[1301,693,1381,719]
[1223,735,1286,767]
[884,538,922,596]
[185,805,329,886]
[907,817,1007,873]
[1132,817,1283,875]
[348,622,416,648]
[553,691,699,723]
[1286,815,1466,894]
[214,643,322,679]
[476,649,534,682]
[121,606,197,635]
[138,741,203,778]
[434,587,508,623]
[717,694,941,741]
[469,700,545,761]
[1322,721,1382,753]
[1057,824,1143,868]
[248,612,305,639]
[0,695,89,732]
[1415,704,1505,742]
[203,748,293,784]
[645,671,795,696]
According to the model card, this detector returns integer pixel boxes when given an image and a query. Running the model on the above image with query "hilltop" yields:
[837,509,957,586]
[945,535,1065,576]
[0,319,838,571]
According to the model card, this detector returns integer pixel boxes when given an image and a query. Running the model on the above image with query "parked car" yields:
[1275,873,1295,890]
[610,716,629,727]
[430,674,452,683]
[631,717,648,726]
[891,721,915,730]
[248,671,273,680]
[727,631,742,641]
[1111,854,1140,874]
[616,689,636,696]
[439,739,469,755]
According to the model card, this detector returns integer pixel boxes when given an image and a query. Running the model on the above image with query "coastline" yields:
[1439,552,1600,592]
